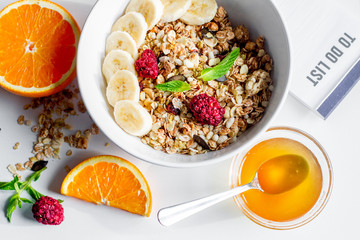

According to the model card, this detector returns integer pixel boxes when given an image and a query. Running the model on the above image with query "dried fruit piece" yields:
[135,49,159,79]
[189,94,225,126]
[166,103,180,115]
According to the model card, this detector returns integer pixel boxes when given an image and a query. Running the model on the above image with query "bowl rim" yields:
[76,0,293,168]
[229,126,334,230]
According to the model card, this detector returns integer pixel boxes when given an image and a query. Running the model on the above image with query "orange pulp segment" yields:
[61,155,152,217]
[0,0,80,97]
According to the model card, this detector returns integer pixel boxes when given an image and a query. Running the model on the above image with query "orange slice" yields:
[61,155,152,217]
[0,0,80,97]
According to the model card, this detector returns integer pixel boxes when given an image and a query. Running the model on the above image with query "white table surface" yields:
[1,0,360,239]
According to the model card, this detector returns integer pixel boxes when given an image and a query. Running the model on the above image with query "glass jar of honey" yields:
[229,126,333,230]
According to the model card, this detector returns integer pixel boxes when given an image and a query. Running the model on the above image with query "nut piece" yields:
[31,160,48,171]
[193,135,210,150]
[167,75,186,82]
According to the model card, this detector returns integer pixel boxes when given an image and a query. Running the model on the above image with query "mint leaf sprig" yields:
[155,80,191,92]
[200,47,240,82]
[0,164,62,222]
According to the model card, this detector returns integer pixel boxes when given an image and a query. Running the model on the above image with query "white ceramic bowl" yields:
[77,0,291,167]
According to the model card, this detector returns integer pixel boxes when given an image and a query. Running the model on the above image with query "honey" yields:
[239,138,323,222]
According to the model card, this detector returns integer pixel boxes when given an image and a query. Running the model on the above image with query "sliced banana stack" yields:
[106,70,140,106]
[102,49,136,83]
[111,11,148,46]
[114,100,153,136]
[126,0,164,29]
[103,0,222,137]
[160,0,192,22]
[105,31,138,59]
[180,0,218,25]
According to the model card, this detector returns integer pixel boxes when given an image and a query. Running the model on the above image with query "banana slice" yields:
[102,49,136,83]
[106,70,140,107]
[160,0,192,22]
[114,100,153,136]
[111,12,147,46]
[105,31,138,59]
[126,0,164,29]
[180,0,218,26]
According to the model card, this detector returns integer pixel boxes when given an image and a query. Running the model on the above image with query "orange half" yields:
[0,0,80,97]
[61,155,152,217]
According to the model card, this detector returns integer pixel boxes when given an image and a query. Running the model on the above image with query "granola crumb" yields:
[24,160,34,169]
[7,164,17,175]
[8,87,101,176]
[64,165,71,173]
[105,142,110,147]
[13,142,20,150]
[17,115,25,125]
[25,119,32,126]
[15,163,26,171]
[90,123,100,135]
[136,6,273,155]
[66,150,72,156]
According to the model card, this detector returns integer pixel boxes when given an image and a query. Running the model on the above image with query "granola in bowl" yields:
[102,0,274,155]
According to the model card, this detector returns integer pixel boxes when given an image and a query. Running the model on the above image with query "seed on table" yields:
[31,160,48,171]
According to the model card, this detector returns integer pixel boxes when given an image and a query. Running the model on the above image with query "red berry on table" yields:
[32,196,64,225]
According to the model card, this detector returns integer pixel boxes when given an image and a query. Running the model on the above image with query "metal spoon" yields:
[157,154,309,226]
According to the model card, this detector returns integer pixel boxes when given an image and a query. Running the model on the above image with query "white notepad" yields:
[275,0,360,119]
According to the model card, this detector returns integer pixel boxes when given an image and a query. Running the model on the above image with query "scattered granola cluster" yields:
[8,87,100,178]
[137,6,273,155]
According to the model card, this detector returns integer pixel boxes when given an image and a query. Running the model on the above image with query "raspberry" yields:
[189,94,225,126]
[135,49,159,79]
[32,196,64,225]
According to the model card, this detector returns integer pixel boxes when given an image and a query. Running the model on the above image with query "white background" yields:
[1,0,360,239]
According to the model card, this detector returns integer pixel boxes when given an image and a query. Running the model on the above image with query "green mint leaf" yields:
[200,47,240,81]
[26,186,44,201]
[0,182,15,191]
[14,181,21,193]
[155,80,191,92]
[20,198,34,204]
[6,194,19,222]
[0,176,19,191]
[57,199,64,204]
[27,167,47,183]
